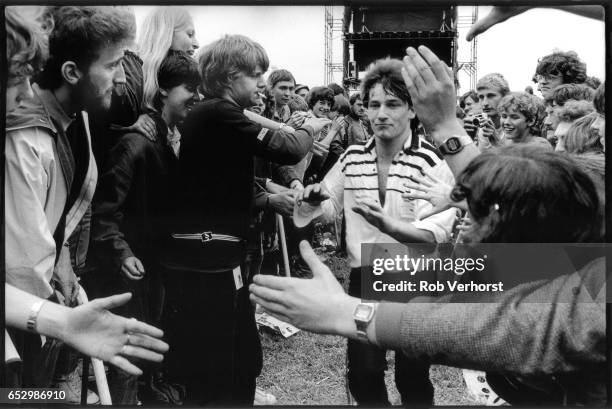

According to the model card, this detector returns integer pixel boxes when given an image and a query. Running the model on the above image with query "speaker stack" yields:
[344,6,457,87]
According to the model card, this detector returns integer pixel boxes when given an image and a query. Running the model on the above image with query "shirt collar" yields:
[364,131,420,154]
[33,83,75,133]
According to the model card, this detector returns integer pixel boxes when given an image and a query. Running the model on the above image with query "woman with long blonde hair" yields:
[138,7,198,113]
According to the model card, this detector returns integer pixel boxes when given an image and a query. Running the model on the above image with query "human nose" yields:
[193,37,199,49]
[591,115,604,132]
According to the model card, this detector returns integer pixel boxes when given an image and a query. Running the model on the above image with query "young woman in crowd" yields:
[563,112,605,155]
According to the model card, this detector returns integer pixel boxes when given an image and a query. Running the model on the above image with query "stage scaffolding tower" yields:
[457,6,478,90]
[324,6,344,85]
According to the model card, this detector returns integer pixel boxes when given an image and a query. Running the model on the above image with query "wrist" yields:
[430,121,468,145]
[35,301,69,340]
[333,294,360,338]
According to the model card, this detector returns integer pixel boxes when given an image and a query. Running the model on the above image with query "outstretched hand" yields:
[249,241,356,336]
[351,198,394,234]
[466,6,531,41]
[63,293,169,376]
[402,171,462,218]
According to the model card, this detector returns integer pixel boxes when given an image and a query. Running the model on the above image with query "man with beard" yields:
[5,5,135,388]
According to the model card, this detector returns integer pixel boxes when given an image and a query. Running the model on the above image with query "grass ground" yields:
[257,252,479,405]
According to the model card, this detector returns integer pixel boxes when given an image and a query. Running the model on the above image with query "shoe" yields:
[254,387,277,405]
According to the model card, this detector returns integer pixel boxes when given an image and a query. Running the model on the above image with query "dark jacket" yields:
[90,113,177,273]
[175,97,314,240]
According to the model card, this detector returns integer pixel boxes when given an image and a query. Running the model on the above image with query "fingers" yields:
[127,332,169,353]
[423,168,444,184]
[134,259,145,275]
[402,51,425,93]
[351,205,369,219]
[416,45,448,81]
[120,344,164,363]
[249,284,287,304]
[407,174,433,188]
[406,47,436,85]
[92,293,132,310]
[125,318,165,339]
[249,293,291,318]
[299,240,330,279]
[402,191,430,201]
[109,355,143,376]
[252,273,294,291]
[355,198,382,212]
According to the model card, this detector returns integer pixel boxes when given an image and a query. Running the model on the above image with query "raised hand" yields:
[298,183,330,206]
[466,6,532,41]
[402,171,463,219]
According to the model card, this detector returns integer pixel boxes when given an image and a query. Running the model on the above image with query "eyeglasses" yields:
[535,73,562,83]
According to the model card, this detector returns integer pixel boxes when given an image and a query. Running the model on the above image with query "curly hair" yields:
[593,82,604,115]
[37,6,135,90]
[535,51,587,84]
[497,92,546,135]
[450,146,602,243]
[198,34,269,98]
[563,113,604,154]
[476,73,510,96]
[307,86,334,110]
[6,6,50,81]
[556,99,594,123]
[360,58,412,106]
[546,83,594,106]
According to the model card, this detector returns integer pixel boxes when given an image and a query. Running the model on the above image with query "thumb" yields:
[299,240,332,279]
[92,292,133,310]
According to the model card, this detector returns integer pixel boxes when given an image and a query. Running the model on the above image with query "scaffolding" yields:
[324,6,344,85]
[457,6,478,90]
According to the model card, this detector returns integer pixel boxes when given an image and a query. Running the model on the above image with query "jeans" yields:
[347,268,434,406]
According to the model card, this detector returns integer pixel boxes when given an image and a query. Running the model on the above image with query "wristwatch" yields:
[437,134,474,155]
[353,303,377,341]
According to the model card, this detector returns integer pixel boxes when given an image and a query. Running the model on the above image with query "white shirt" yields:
[315,134,457,268]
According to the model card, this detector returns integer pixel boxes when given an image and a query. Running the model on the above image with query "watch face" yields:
[447,137,460,151]
[354,304,374,321]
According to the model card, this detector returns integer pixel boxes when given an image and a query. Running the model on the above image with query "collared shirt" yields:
[315,133,457,268]
[167,125,181,157]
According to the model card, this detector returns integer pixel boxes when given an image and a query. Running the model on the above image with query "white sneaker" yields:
[254,388,277,405]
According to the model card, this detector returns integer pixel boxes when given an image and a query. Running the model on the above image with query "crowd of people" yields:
[4,4,606,407]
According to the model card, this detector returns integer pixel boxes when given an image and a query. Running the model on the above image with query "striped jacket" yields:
[319,134,457,268]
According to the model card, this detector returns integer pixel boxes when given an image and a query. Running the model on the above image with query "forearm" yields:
[6,284,67,341]
[244,109,291,132]
[551,5,604,20]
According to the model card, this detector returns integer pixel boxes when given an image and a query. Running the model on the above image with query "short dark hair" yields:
[349,93,362,106]
[535,51,587,84]
[593,82,604,115]
[307,86,334,109]
[452,146,602,243]
[327,82,345,96]
[332,94,350,116]
[546,83,594,106]
[154,50,200,109]
[459,90,478,109]
[6,6,49,80]
[37,6,135,90]
[268,69,295,88]
[361,58,412,107]
[198,34,269,98]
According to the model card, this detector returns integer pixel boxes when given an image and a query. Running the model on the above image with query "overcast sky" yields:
[133,5,605,96]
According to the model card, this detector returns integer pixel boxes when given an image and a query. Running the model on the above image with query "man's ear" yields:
[407,106,416,120]
[61,61,82,85]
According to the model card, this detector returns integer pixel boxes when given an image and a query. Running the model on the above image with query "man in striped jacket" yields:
[296,58,457,405]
